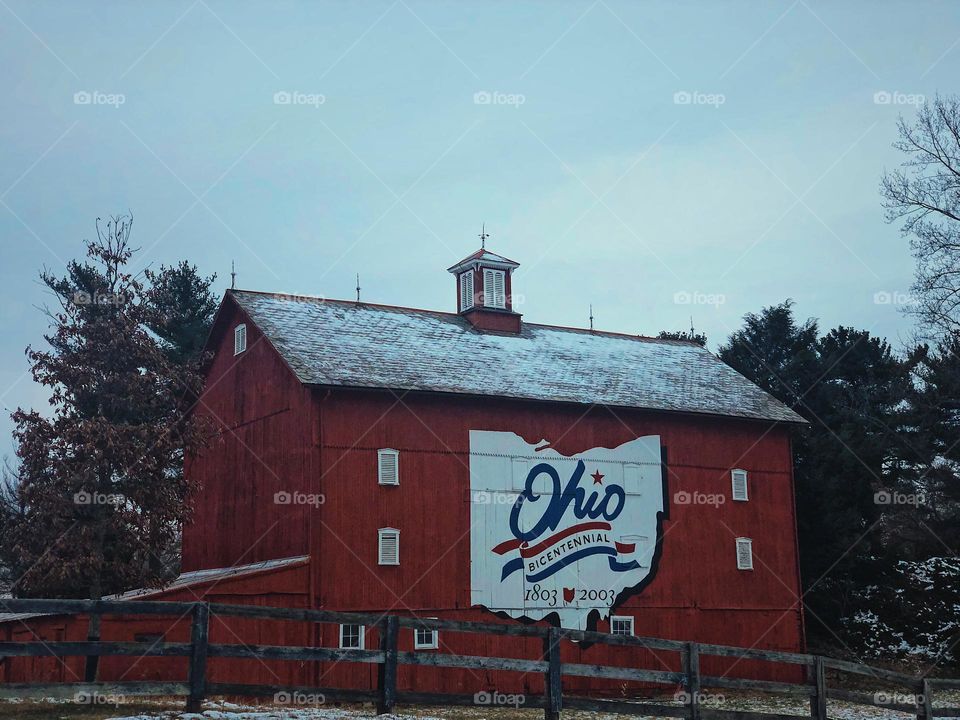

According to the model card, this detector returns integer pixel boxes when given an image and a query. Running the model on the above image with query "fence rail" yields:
[0,598,957,720]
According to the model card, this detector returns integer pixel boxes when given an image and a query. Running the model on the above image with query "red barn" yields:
[1,245,806,695]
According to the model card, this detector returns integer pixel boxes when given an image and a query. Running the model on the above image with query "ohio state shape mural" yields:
[469,430,666,629]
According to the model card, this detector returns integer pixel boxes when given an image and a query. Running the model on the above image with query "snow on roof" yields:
[231,291,804,424]
[0,555,308,624]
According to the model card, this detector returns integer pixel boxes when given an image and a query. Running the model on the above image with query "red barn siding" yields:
[310,388,804,691]
[181,304,321,572]
[0,563,311,686]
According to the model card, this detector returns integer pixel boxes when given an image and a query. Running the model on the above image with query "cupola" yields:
[447,233,521,334]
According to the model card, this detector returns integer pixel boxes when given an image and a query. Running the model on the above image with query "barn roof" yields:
[0,556,308,624]
[447,248,520,272]
[228,290,804,424]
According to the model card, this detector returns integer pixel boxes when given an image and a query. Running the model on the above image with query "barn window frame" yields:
[736,537,754,571]
[460,270,474,311]
[378,527,400,565]
[233,323,247,355]
[610,615,634,636]
[731,468,749,502]
[339,623,364,649]
[414,619,439,650]
[378,449,399,486]
[483,268,506,309]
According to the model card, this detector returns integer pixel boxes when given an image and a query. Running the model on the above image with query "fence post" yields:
[920,678,933,720]
[543,627,562,720]
[684,642,701,720]
[83,609,101,682]
[377,615,399,715]
[811,656,827,720]
[185,602,210,713]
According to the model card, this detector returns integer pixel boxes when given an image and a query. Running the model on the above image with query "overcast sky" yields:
[1,1,958,456]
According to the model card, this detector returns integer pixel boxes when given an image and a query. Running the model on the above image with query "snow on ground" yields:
[92,690,960,720]
[4,691,960,720]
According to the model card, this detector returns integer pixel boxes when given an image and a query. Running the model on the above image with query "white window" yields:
[460,271,474,311]
[233,323,247,355]
[511,457,528,491]
[414,620,439,650]
[483,268,506,309]
[623,463,641,492]
[736,537,753,570]
[610,615,634,636]
[339,623,364,649]
[731,469,749,502]
[378,449,399,486]
[378,527,400,565]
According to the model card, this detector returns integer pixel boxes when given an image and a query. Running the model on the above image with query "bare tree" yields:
[882,95,960,339]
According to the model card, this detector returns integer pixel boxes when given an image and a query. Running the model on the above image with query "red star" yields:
[591,470,604,485]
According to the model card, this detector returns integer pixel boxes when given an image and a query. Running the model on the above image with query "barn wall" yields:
[181,299,321,572]
[313,387,804,689]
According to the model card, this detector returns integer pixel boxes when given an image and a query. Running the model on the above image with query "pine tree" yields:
[656,329,708,346]
[2,215,213,678]
[719,304,915,651]
[144,261,218,367]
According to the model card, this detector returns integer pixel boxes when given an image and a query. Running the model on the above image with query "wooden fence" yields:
[0,598,958,720]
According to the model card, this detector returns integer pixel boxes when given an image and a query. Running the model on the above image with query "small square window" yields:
[731,469,749,502]
[736,537,753,570]
[339,623,364,649]
[610,615,634,636]
[414,621,438,650]
[233,324,247,355]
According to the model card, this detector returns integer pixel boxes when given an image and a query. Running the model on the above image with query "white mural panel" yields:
[469,430,666,630]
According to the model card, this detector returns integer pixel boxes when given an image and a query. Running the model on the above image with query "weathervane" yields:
[478,223,489,249]
[231,260,236,290]
[356,273,361,303]
[589,304,594,331]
